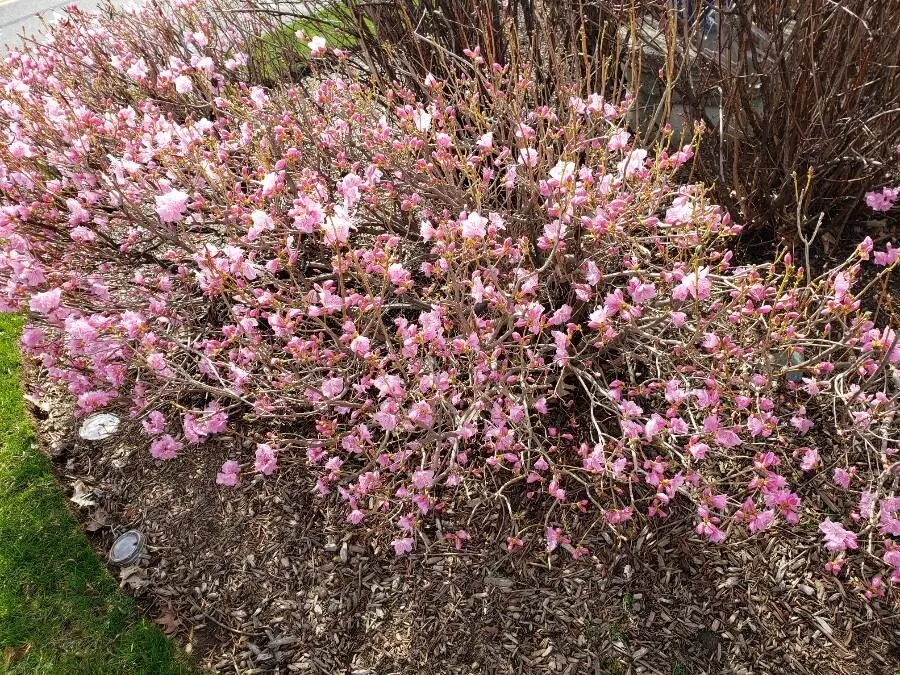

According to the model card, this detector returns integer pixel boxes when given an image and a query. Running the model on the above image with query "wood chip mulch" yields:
[27,383,900,675]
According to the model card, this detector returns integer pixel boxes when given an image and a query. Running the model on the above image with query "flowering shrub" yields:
[1,2,898,595]
[328,0,900,242]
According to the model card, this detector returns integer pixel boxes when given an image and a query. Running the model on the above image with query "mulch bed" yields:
[26,372,900,674]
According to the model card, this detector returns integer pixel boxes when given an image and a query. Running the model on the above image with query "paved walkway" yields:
[0,0,108,49]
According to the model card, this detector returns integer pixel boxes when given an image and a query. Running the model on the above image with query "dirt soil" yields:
[26,370,900,675]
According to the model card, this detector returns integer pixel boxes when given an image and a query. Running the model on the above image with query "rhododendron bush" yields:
[1,2,898,597]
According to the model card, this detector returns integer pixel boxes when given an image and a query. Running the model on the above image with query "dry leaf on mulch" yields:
[69,479,97,509]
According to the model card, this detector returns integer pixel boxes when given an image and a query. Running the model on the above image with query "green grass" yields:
[248,5,370,83]
[0,314,191,674]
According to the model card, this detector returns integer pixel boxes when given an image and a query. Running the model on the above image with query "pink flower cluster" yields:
[0,2,897,595]
[864,186,898,213]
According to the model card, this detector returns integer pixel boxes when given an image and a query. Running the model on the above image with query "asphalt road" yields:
[0,0,109,50]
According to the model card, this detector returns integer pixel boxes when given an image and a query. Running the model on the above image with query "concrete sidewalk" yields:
[0,0,111,49]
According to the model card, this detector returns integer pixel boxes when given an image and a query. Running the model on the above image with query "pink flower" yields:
[347,509,365,524]
[702,333,720,350]
[627,277,656,304]
[747,414,773,438]
[29,288,62,314]
[714,428,742,448]
[583,260,602,286]
[259,172,279,197]
[20,328,43,349]
[833,467,852,489]
[515,121,535,140]
[673,267,711,302]
[391,537,414,555]
[254,443,278,475]
[754,452,779,470]
[604,507,633,525]
[412,469,434,490]
[64,317,96,342]
[644,414,666,440]
[66,198,90,225]
[249,86,268,109]
[70,226,96,243]
[696,513,726,543]
[879,497,900,536]
[350,335,371,357]
[670,311,687,327]
[763,488,800,525]
[884,549,900,583]
[548,479,565,501]
[154,188,189,223]
[321,377,345,398]
[8,140,33,158]
[476,132,493,151]
[307,36,327,57]
[77,390,116,413]
[800,447,820,471]
[607,129,630,151]
[824,559,845,576]
[548,160,576,183]
[216,460,241,486]
[506,536,524,551]
[790,412,813,434]
[195,56,214,74]
[182,413,205,444]
[322,207,354,245]
[748,509,775,534]
[861,326,900,363]
[832,271,852,301]
[174,75,193,93]
[408,400,434,428]
[517,148,538,167]
[688,440,710,460]
[551,330,569,363]
[873,243,899,267]
[146,352,169,373]
[142,410,165,436]
[150,434,181,461]
[396,514,414,532]
[387,263,411,288]
[546,526,562,552]
[419,219,437,241]
[617,148,647,177]
[127,58,148,80]
[865,575,887,600]
[858,235,874,259]
[737,498,775,534]
[542,220,568,245]
[856,490,876,521]
[411,108,432,132]
[247,209,274,240]
[604,290,625,315]
[461,211,488,239]
[373,410,397,431]
[446,529,470,551]
[203,403,228,435]
[548,304,572,326]
[818,519,858,552]
[702,488,728,511]
[508,404,525,423]
[864,186,898,212]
